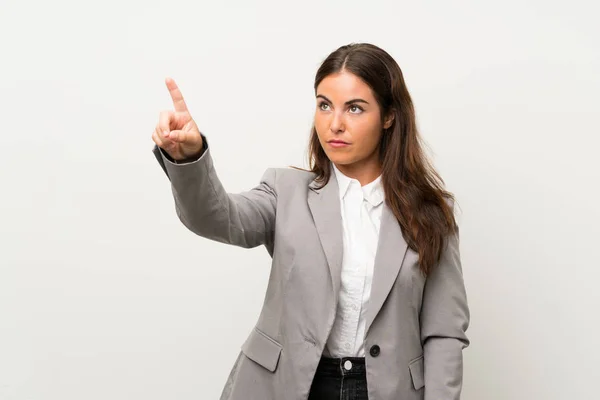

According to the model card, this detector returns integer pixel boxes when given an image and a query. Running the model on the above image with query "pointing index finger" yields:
[165,77,189,113]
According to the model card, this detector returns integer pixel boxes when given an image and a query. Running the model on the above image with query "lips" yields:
[327,139,350,148]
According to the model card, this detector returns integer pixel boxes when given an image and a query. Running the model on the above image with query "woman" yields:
[151,43,470,400]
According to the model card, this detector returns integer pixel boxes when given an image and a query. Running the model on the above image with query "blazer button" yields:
[369,345,380,357]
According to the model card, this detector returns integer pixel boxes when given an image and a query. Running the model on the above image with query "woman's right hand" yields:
[152,77,204,161]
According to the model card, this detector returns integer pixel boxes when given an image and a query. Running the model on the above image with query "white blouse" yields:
[324,163,384,357]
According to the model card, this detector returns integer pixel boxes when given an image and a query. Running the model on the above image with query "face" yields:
[314,70,393,177]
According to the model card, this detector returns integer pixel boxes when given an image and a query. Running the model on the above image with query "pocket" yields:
[408,355,424,390]
[241,327,283,372]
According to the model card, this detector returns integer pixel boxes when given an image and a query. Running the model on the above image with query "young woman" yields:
[151,43,470,400]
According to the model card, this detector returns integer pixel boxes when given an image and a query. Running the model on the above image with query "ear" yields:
[383,112,395,130]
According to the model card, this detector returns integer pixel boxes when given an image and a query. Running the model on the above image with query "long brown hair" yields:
[308,43,457,277]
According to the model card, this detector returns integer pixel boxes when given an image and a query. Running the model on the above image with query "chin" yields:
[326,153,356,166]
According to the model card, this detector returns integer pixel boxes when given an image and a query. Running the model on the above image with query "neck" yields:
[333,159,382,186]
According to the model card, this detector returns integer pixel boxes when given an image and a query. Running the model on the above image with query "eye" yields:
[318,101,330,111]
[349,104,364,114]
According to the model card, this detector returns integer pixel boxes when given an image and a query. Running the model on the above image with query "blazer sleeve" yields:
[419,201,471,400]
[152,134,277,250]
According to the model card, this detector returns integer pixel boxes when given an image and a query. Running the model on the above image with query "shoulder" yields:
[260,167,316,189]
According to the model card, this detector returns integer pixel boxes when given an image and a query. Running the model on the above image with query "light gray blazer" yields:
[152,135,470,400]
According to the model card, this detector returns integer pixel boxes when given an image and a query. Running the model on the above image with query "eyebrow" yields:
[316,94,370,105]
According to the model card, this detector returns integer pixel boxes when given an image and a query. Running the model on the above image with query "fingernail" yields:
[163,131,170,137]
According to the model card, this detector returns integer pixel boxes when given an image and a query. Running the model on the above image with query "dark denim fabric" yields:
[308,356,369,400]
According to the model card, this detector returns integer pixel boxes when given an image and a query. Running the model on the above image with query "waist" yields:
[315,355,367,378]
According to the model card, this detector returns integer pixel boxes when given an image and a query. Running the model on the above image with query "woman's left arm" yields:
[419,204,471,400]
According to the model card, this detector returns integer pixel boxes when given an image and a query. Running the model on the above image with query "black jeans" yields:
[308,356,369,400]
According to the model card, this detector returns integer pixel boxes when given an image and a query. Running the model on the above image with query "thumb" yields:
[168,129,199,144]
[167,129,184,142]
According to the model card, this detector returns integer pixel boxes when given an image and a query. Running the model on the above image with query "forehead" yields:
[316,71,375,101]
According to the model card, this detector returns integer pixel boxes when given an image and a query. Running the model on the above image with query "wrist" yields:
[174,140,206,164]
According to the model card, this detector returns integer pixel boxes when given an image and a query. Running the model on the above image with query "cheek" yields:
[313,116,326,139]
[314,128,327,146]
[352,118,382,148]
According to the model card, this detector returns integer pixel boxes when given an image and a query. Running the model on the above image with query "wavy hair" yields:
[308,43,457,277]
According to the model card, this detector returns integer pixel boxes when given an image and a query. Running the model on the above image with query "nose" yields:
[329,110,345,134]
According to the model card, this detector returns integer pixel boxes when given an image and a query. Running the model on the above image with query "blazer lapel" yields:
[307,177,344,307]
[307,174,410,336]
[364,203,409,335]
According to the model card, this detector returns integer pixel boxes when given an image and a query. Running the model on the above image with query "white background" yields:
[1,0,598,399]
